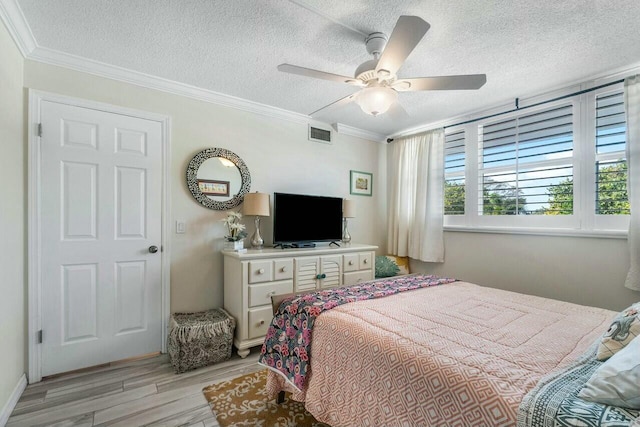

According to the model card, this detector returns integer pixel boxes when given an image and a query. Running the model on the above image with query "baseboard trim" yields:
[0,373,26,427]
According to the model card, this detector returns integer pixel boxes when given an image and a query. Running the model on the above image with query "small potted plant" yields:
[222,211,247,250]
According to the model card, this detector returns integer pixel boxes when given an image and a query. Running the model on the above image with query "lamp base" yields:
[250,216,264,249]
[342,218,351,244]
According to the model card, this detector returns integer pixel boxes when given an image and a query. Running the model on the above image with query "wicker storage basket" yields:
[168,308,236,373]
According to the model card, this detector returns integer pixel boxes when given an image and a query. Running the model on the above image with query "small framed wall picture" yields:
[350,170,373,196]
[197,179,230,196]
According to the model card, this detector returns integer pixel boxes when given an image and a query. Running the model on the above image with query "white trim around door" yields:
[27,90,172,383]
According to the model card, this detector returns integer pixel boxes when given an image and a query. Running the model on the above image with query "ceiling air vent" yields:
[308,125,332,144]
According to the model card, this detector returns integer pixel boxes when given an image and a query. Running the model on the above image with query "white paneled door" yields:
[39,100,163,377]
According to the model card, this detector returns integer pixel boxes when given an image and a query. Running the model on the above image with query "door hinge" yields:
[37,330,43,344]
[37,123,42,137]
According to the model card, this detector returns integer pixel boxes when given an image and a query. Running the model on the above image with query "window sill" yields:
[443,225,628,239]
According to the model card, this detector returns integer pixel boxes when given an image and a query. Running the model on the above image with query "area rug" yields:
[202,369,328,427]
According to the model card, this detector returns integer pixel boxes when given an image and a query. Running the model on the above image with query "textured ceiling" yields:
[15,0,640,137]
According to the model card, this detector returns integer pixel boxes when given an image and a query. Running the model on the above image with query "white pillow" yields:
[579,335,640,409]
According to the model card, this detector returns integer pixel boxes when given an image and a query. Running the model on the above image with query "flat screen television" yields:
[273,192,343,245]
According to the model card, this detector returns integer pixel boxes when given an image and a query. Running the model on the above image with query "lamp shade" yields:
[243,192,270,216]
[356,86,398,116]
[343,199,356,218]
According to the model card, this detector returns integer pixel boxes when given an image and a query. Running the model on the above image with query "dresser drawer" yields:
[248,260,272,283]
[343,270,373,286]
[273,259,294,281]
[248,306,273,339]
[359,252,372,270]
[248,281,293,308]
[343,254,359,272]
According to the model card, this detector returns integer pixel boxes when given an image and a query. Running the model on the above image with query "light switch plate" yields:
[176,220,186,234]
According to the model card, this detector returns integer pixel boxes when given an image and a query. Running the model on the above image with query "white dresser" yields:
[223,243,378,358]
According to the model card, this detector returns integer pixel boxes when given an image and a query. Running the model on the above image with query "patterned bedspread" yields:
[265,281,617,427]
[518,342,639,427]
[258,274,456,391]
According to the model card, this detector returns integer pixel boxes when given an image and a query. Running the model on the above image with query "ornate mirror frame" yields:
[186,147,251,210]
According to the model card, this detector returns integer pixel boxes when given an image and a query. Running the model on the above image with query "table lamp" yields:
[243,192,270,249]
[342,199,356,243]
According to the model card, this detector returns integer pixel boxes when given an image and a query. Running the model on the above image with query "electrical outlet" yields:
[176,220,186,234]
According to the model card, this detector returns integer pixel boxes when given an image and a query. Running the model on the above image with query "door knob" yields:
[149,245,159,253]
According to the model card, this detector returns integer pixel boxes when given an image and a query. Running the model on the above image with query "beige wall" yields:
[0,19,25,416]
[412,231,637,311]
[23,61,386,313]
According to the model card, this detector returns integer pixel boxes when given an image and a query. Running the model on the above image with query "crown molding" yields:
[27,46,386,142]
[28,46,315,125]
[0,0,36,56]
[332,122,386,142]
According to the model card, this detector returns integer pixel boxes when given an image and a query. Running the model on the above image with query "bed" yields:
[259,274,640,427]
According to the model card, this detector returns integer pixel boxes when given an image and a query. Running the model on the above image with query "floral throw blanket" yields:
[258,274,457,391]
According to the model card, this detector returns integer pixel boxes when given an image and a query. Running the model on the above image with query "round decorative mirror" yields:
[186,148,251,210]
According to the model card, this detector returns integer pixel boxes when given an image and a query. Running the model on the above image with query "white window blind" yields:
[444,130,465,215]
[479,104,574,215]
[595,91,629,215]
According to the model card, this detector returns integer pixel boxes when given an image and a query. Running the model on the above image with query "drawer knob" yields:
[363,259,368,264]
[258,268,265,274]
[260,320,265,325]
[268,290,276,296]
[349,260,354,265]
[281,266,287,272]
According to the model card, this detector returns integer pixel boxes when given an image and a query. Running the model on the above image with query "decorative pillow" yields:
[375,255,410,278]
[579,335,640,409]
[596,302,640,361]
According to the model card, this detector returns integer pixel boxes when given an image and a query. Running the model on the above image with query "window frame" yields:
[591,85,629,231]
[444,128,467,218]
[443,125,469,227]
[443,82,629,236]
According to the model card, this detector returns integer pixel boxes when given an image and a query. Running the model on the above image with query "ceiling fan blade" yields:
[309,93,358,117]
[375,16,430,77]
[278,64,363,86]
[395,74,487,91]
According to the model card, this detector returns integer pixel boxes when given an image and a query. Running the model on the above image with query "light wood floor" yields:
[7,349,263,427]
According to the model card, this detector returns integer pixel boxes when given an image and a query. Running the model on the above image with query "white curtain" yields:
[387,128,445,262]
[625,75,640,291]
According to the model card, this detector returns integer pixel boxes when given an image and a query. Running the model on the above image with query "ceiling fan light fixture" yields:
[356,86,398,116]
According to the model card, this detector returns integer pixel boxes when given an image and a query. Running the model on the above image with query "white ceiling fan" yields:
[278,16,487,117]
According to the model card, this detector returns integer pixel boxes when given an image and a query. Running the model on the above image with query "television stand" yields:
[329,241,340,247]
[222,243,378,358]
